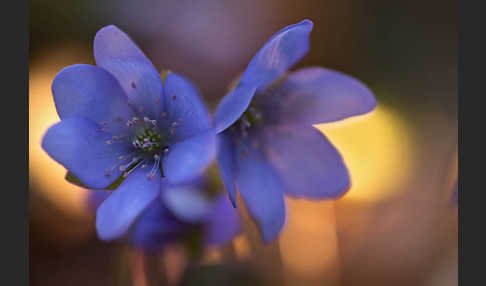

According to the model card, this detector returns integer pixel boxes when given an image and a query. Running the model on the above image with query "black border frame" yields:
[4,0,29,284]
[459,0,485,285]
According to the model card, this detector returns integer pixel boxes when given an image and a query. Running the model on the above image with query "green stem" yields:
[159,160,165,178]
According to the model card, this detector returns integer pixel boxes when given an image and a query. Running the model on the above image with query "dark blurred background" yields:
[30,0,457,285]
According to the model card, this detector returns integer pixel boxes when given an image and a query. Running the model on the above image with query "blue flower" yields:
[213,19,377,242]
[42,25,215,241]
[87,178,241,251]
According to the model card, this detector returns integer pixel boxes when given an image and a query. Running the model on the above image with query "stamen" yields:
[107,136,127,144]
[242,118,251,128]
[105,164,117,177]
[118,151,138,161]
[105,153,137,177]
[119,157,139,172]
[147,154,161,180]
[100,117,127,131]
[127,117,142,127]
[123,160,144,178]
[144,117,157,126]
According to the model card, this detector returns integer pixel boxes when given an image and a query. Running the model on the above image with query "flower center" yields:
[243,107,263,126]
[232,106,263,137]
[132,128,162,152]
[104,115,178,180]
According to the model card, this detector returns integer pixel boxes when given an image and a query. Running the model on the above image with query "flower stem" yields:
[238,195,285,286]
[128,248,169,286]
[113,244,131,286]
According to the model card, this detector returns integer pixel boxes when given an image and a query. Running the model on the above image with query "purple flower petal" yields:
[234,141,286,242]
[213,19,314,133]
[96,167,161,241]
[162,183,212,224]
[94,25,163,119]
[216,132,238,207]
[41,116,130,189]
[256,67,376,125]
[242,19,314,90]
[205,194,241,245]
[261,125,350,198]
[86,190,111,212]
[162,129,215,184]
[52,64,135,136]
[213,83,258,134]
[131,198,186,251]
[162,72,211,142]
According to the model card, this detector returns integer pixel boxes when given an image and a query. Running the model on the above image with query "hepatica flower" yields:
[213,19,377,242]
[88,179,240,251]
[42,26,215,241]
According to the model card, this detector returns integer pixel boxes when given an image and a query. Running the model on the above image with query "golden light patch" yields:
[317,105,414,202]
[233,235,251,260]
[279,200,340,278]
[29,45,93,218]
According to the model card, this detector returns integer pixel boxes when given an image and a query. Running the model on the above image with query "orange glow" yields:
[29,46,93,218]
[130,249,150,286]
[233,235,251,260]
[163,244,187,286]
[201,246,223,264]
[279,200,340,279]
[317,105,413,202]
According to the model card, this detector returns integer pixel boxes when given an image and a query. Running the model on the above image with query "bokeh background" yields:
[29,0,458,285]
